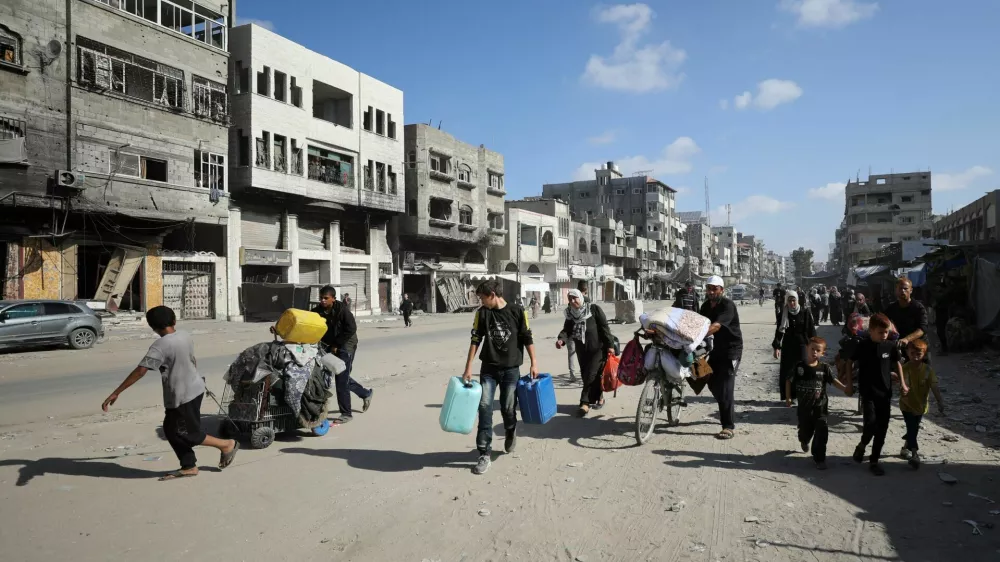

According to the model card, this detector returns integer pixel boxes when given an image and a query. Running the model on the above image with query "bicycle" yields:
[633,330,687,445]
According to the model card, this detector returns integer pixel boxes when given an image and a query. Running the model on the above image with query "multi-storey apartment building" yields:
[394,123,507,312]
[933,189,999,244]
[226,24,403,317]
[1,0,234,319]
[842,172,933,265]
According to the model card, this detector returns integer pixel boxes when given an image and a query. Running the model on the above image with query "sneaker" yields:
[504,431,517,453]
[853,445,865,463]
[869,463,886,476]
[815,460,828,470]
[908,451,921,469]
[363,390,374,413]
[899,447,912,460]
[800,441,809,453]
[473,455,491,475]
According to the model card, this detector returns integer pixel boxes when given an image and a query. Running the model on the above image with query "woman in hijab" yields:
[828,287,843,326]
[854,293,872,317]
[772,292,817,402]
[556,289,615,416]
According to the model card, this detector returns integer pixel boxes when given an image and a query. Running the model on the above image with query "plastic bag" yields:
[602,351,622,392]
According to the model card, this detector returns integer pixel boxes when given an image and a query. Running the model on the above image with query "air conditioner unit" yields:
[56,170,86,189]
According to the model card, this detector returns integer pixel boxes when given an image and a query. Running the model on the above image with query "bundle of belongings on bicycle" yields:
[222,309,347,429]
[638,307,714,392]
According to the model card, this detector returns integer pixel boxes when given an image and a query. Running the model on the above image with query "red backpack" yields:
[616,337,647,386]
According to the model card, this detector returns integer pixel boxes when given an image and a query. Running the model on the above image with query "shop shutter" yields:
[298,219,327,251]
[241,211,282,249]
[339,267,369,311]
[299,260,321,285]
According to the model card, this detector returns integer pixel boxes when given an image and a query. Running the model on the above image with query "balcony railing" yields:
[487,185,506,196]
[308,165,354,188]
[430,169,454,183]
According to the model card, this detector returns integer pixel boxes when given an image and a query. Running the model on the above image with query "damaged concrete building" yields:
[393,124,506,313]
[1,0,235,319]
[226,24,403,318]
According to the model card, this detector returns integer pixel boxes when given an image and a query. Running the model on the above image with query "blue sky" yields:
[236,0,1000,258]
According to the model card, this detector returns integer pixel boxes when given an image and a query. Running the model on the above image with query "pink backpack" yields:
[616,338,647,386]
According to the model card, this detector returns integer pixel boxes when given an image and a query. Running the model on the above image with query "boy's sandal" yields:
[716,429,735,440]
[219,441,240,470]
[159,470,197,481]
[577,404,590,417]
[591,399,606,411]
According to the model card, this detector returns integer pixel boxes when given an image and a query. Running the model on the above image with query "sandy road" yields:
[1,303,998,561]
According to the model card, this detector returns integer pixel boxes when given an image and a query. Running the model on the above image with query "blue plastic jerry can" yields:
[440,377,483,434]
[517,373,557,424]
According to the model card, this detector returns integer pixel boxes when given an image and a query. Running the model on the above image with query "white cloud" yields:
[707,165,729,176]
[719,99,729,110]
[570,136,700,182]
[732,79,803,111]
[711,195,795,224]
[779,0,878,29]
[582,4,687,93]
[674,186,692,196]
[807,181,847,200]
[236,18,276,30]
[934,166,994,192]
[588,130,617,145]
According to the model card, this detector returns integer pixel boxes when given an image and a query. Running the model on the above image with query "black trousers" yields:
[163,394,207,470]
[708,356,739,430]
[577,345,605,406]
[403,312,412,327]
[859,396,891,463]
[797,406,829,462]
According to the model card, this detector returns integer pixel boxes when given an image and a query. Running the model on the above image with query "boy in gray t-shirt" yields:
[103,306,238,480]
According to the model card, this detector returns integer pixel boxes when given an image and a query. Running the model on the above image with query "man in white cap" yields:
[699,275,743,440]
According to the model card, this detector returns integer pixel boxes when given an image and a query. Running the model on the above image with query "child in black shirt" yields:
[847,313,908,476]
[786,337,850,470]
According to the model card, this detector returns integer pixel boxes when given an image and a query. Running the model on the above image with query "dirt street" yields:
[1,303,999,561]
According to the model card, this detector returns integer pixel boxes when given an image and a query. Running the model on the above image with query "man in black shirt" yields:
[673,282,699,311]
[699,275,743,440]
[884,277,929,362]
[313,286,373,424]
[400,293,414,327]
[773,283,786,324]
[463,280,538,475]
[846,313,907,476]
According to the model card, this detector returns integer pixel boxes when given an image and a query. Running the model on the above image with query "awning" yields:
[522,282,550,295]
[893,263,927,287]
[847,265,888,286]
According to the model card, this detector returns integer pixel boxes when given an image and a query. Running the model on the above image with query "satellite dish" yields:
[47,40,62,57]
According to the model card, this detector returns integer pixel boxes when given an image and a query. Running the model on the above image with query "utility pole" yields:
[516,225,521,290]
[726,204,731,227]
[704,177,711,228]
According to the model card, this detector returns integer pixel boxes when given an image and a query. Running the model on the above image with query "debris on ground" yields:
[969,493,996,504]
[939,472,959,484]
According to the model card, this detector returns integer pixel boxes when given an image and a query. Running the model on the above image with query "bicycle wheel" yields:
[635,376,661,445]
[665,383,683,426]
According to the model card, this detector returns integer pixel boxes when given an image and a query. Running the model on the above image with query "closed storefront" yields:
[297,219,327,251]
[299,259,322,285]
[162,261,214,319]
[339,267,369,311]
[241,211,282,249]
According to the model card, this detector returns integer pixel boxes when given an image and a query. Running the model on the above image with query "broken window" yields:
[312,80,352,127]
[237,129,249,166]
[273,71,287,102]
[520,225,537,246]
[877,237,892,243]
[116,0,226,49]
[579,238,588,253]
[633,188,641,194]
[488,213,504,230]
[307,145,353,187]
[255,132,270,168]
[375,109,385,135]
[488,171,503,190]
[429,198,453,222]
[194,150,225,191]
[0,116,25,140]
[273,134,287,172]
[290,140,303,175]
[77,38,184,110]
[429,153,452,177]
[193,76,227,121]
[458,165,471,183]
[388,165,397,194]
[376,162,386,192]
[615,188,625,195]
[387,114,396,139]
[111,150,167,182]
[460,205,473,225]
[257,66,270,96]
[407,150,416,169]
[541,230,554,248]
[632,207,641,214]
[901,195,914,203]
[235,60,249,94]
[363,106,372,131]
[363,160,374,190]
[591,240,599,253]
[290,77,302,108]
[0,25,22,67]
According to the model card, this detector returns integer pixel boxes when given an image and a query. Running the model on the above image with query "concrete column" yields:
[330,220,341,284]
[226,207,244,321]
[429,269,437,314]
[285,212,299,283]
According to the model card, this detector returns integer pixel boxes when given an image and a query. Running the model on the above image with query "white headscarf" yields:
[779,293,801,333]
[564,289,592,342]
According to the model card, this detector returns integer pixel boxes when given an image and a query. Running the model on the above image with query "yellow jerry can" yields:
[274,309,327,344]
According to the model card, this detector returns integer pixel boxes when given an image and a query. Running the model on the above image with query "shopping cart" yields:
[210,376,331,450]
